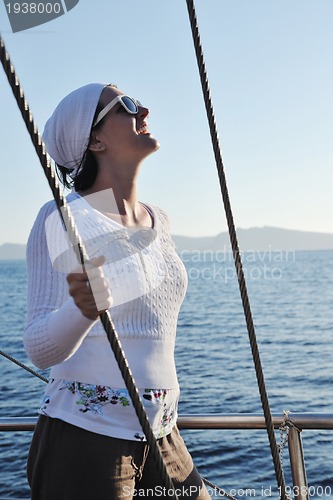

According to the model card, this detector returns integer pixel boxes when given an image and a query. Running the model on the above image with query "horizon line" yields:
[1,225,333,247]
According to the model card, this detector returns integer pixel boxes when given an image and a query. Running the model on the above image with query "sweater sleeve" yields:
[23,201,97,370]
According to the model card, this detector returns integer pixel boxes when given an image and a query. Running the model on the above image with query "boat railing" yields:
[1,413,332,500]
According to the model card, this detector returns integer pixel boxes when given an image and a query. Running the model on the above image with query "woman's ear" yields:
[88,135,105,152]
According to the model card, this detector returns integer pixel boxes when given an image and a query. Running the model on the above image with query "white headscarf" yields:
[42,83,106,175]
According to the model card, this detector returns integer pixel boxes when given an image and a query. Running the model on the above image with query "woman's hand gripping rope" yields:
[67,255,113,320]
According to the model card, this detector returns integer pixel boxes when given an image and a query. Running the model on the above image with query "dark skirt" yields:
[27,415,210,499]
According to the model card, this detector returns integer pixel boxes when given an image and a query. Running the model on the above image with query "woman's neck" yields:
[78,164,152,228]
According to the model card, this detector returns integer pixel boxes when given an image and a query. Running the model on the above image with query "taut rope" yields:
[185,1,291,499]
[0,349,48,383]
[0,34,178,500]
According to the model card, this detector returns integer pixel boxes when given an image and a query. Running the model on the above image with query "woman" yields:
[24,83,210,499]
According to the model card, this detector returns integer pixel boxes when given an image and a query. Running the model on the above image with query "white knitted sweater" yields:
[24,192,188,440]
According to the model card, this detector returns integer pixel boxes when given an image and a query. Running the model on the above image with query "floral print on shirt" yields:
[143,388,175,438]
[59,381,130,414]
[38,379,178,441]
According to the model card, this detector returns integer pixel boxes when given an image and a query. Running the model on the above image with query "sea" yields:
[0,250,333,499]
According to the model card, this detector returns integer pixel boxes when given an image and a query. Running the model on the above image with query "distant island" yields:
[172,227,333,252]
[0,243,27,260]
[1,227,333,260]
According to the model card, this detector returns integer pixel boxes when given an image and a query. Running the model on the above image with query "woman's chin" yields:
[144,135,161,155]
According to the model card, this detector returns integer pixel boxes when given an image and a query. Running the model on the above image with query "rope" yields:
[202,476,237,500]
[185,2,291,499]
[0,34,178,500]
[0,349,48,383]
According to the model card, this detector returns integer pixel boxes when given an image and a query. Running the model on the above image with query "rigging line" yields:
[0,34,179,500]
[184,2,291,499]
[0,349,48,384]
[202,476,237,500]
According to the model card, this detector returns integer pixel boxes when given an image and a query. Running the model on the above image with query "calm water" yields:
[0,250,333,499]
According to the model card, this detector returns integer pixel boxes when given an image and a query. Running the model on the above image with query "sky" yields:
[0,0,332,246]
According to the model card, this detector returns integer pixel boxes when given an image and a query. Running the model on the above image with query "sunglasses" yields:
[93,95,141,127]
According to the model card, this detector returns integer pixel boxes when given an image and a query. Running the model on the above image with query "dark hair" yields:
[56,149,99,191]
[56,94,109,191]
